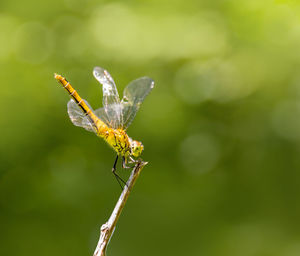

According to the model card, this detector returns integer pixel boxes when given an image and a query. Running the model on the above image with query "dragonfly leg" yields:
[122,156,137,169]
[112,155,118,172]
[129,156,137,164]
[122,156,132,169]
[112,155,127,190]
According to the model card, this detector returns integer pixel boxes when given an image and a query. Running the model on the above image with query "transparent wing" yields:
[93,66,120,106]
[67,99,95,132]
[93,66,122,128]
[94,107,110,127]
[95,103,124,129]
[121,77,154,130]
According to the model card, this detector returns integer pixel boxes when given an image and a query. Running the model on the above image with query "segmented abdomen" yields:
[55,73,107,134]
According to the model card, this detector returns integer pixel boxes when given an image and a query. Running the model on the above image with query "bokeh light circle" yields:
[179,133,220,174]
[13,22,53,64]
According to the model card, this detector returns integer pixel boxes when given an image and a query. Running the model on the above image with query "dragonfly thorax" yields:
[102,128,130,157]
[102,128,143,158]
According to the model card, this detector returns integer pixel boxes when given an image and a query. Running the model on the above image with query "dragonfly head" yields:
[129,138,144,158]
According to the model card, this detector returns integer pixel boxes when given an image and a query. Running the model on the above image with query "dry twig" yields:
[93,159,147,256]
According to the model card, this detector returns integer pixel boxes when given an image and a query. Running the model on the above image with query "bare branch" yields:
[93,159,147,256]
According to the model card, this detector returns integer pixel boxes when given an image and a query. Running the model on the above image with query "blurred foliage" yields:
[1,0,300,255]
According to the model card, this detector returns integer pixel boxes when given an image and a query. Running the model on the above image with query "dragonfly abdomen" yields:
[55,73,107,133]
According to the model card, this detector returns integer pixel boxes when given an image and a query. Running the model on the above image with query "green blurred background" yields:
[1,0,300,255]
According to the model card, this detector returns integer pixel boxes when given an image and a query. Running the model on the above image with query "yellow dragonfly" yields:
[55,67,154,186]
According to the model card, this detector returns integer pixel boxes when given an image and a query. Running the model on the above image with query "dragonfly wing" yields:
[67,99,95,132]
[94,107,110,127]
[95,104,125,129]
[93,67,122,128]
[121,77,154,130]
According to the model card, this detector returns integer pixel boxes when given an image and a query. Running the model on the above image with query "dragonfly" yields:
[55,67,154,187]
